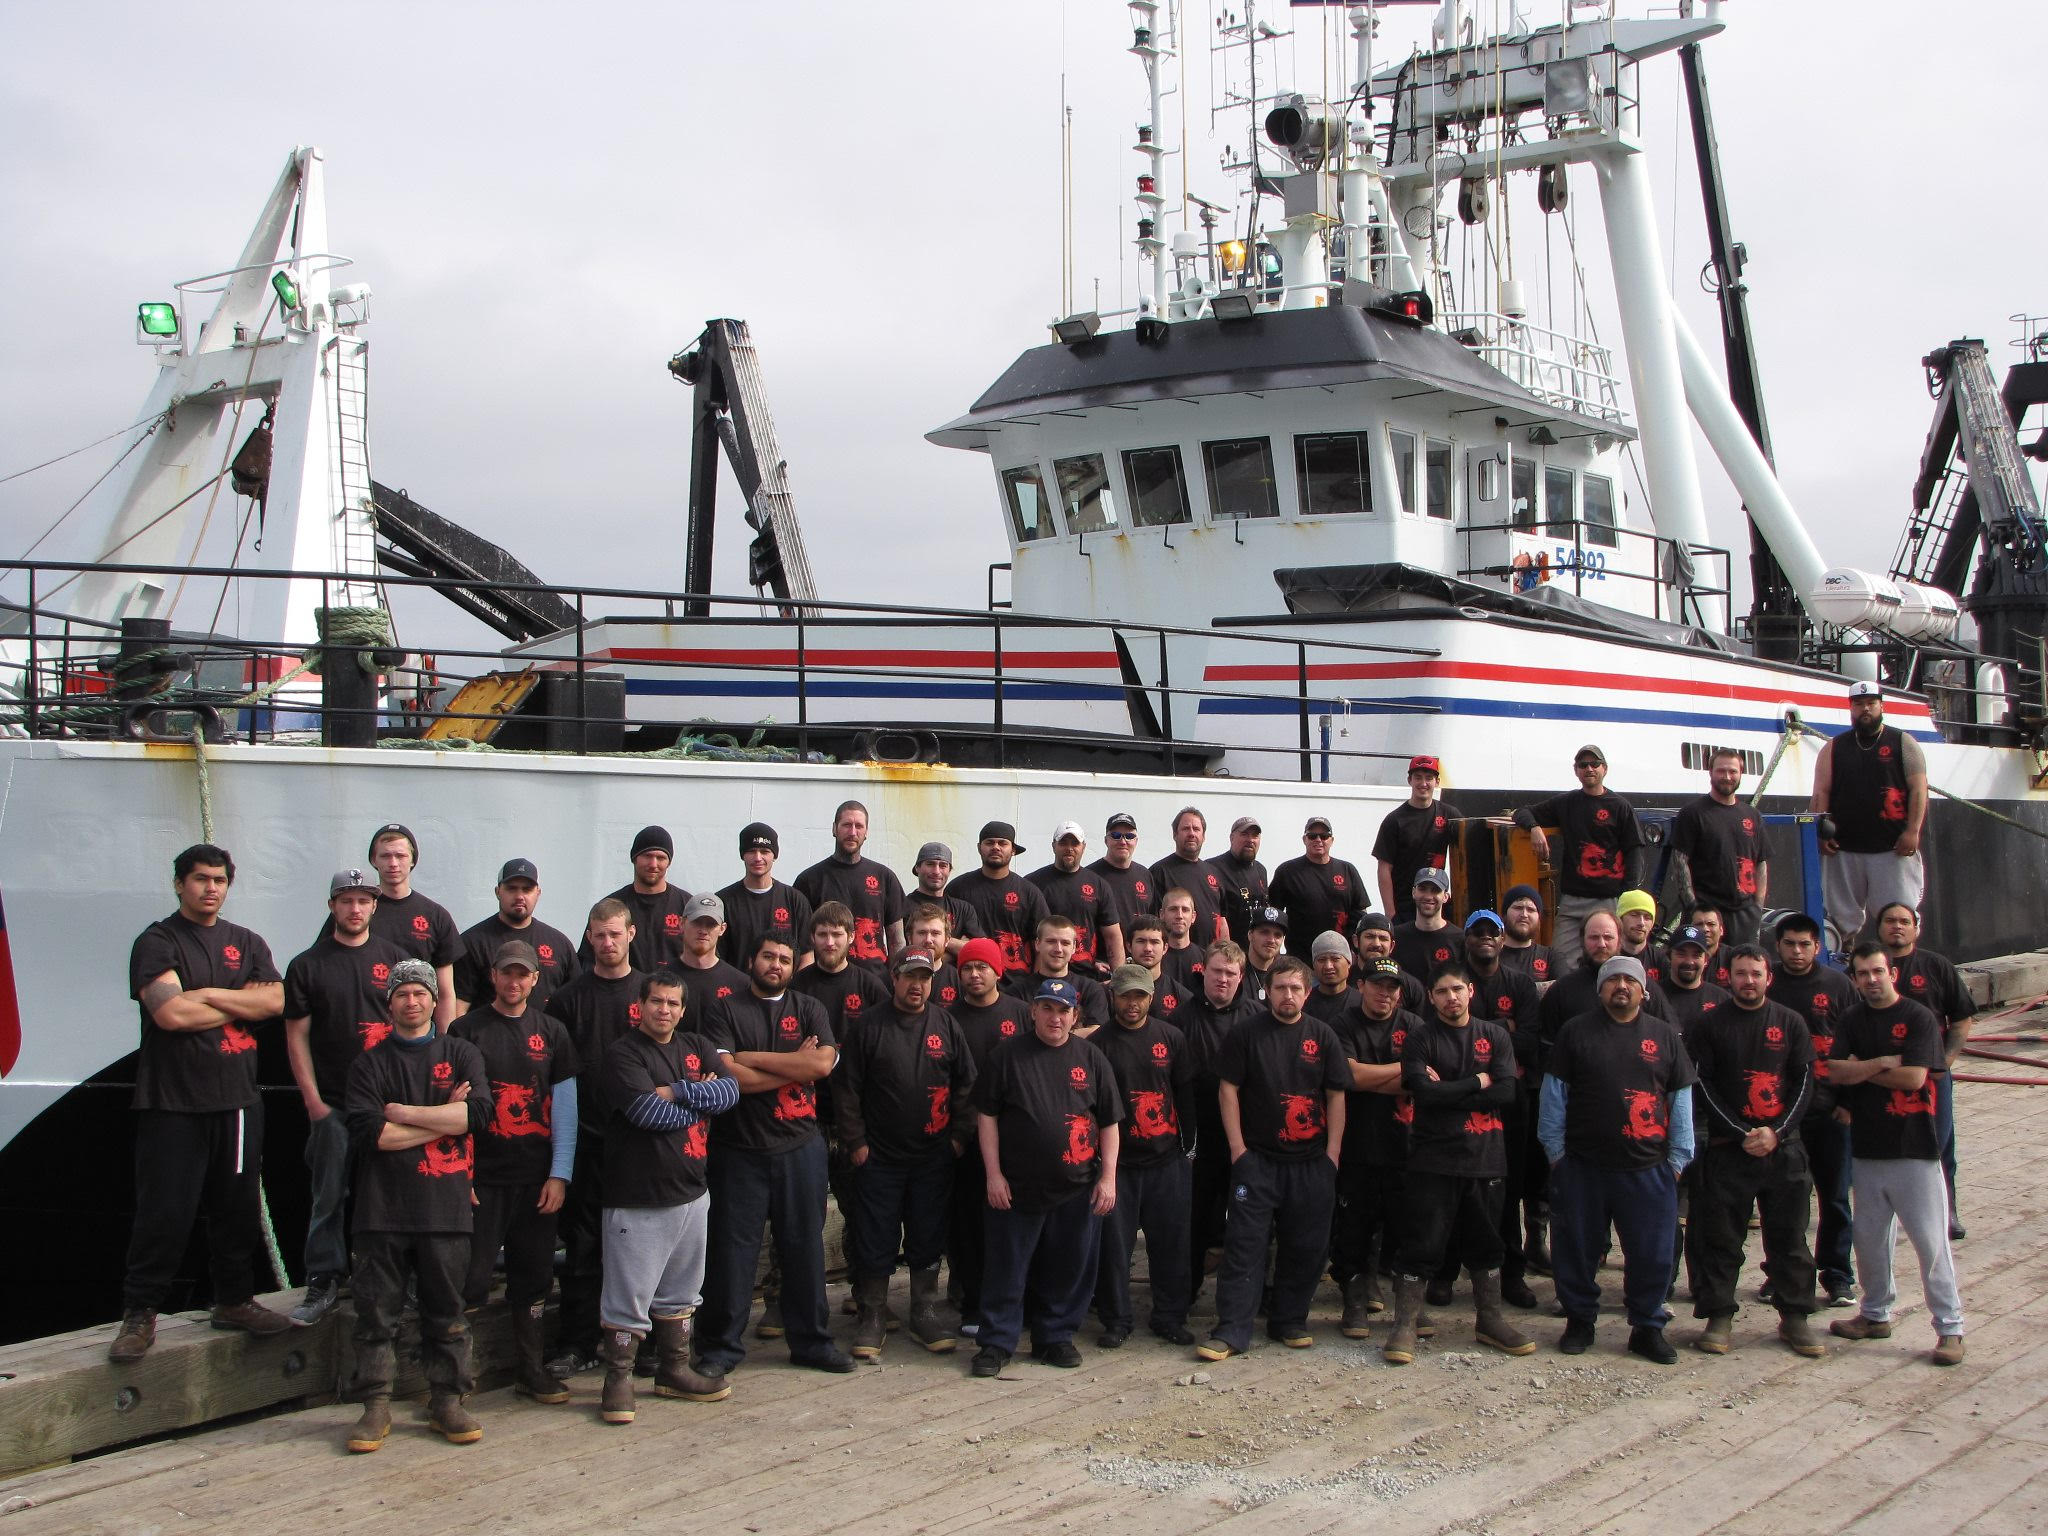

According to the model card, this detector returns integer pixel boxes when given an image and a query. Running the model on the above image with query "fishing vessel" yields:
[1,0,2043,1338]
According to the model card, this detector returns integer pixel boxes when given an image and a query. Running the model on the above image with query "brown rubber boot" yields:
[1382,1275,1426,1365]
[427,1391,483,1444]
[1473,1270,1537,1356]
[108,1309,156,1363]
[907,1266,956,1353]
[346,1397,391,1453]
[1778,1312,1825,1358]
[512,1302,571,1404]
[1340,1275,1373,1339]
[850,1274,888,1360]
[652,1311,731,1402]
[598,1326,640,1424]
[1362,1265,1387,1314]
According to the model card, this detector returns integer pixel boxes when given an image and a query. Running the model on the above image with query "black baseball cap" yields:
[1105,811,1138,833]
[979,820,1024,852]
[1360,957,1405,985]
[1249,904,1288,933]
[497,857,539,885]
[1359,913,1393,934]
[1671,924,1710,953]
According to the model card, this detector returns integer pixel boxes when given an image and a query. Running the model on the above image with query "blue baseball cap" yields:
[1033,978,1081,1008]
[1463,909,1504,932]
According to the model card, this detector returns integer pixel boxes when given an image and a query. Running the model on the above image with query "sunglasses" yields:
[1106,830,1137,841]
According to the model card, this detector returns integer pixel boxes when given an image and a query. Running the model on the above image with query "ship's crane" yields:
[667,319,818,618]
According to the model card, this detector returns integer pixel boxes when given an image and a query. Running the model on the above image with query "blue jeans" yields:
[1933,1070,1959,1214]
[1803,1114,1855,1287]
[979,1192,1102,1356]
[1550,1154,1678,1330]
[302,1109,352,1283]
[848,1143,954,1278]
[696,1137,833,1369]
[1094,1155,1192,1333]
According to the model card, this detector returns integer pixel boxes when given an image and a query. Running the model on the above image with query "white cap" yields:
[1052,820,1086,843]
[1847,680,1883,699]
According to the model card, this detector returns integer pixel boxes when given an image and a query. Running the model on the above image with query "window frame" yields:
[1200,436,1280,522]
[1053,452,1121,536]
[1293,429,1375,520]
[1000,463,1058,544]
[1121,444,1195,529]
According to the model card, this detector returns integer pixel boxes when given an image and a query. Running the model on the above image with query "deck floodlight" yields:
[1210,291,1257,322]
[1052,312,1102,346]
[1265,95,1343,171]
[271,268,301,312]
[1135,316,1170,346]
[136,302,179,340]
[1218,239,1248,275]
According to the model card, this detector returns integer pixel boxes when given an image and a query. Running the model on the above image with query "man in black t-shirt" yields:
[1384,964,1528,1363]
[1157,888,1207,994]
[794,800,906,972]
[1270,814,1370,957]
[1663,925,1733,1034]
[1374,755,1462,920]
[1001,915,1111,1030]
[949,821,1049,975]
[971,978,1122,1376]
[1878,901,1975,1236]
[1305,930,1358,1024]
[543,897,645,1375]
[1241,904,1289,1007]
[1826,943,1964,1365]
[1199,958,1349,1360]
[1769,913,1859,1307]
[904,901,964,1009]
[1149,806,1231,948]
[1087,811,1156,928]
[945,936,1029,1332]
[449,941,579,1404]
[1667,750,1770,945]
[594,969,739,1423]
[717,822,815,971]
[1391,868,1457,985]
[911,842,980,959]
[1498,884,1556,989]
[1028,821,1124,975]
[1181,943,1261,1303]
[1512,746,1646,971]
[1126,916,1195,1022]
[340,960,492,1451]
[1684,945,1822,1358]
[1211,816,1271,945]
[584,825,693,973]
[1539,955,1697,1365]
[1616,889,1668,988]
[1463,911,1544,1309]
[455,857,578,1011]
[1354,915,1427,1014]
[1811,681,1928,942]
[364,822,462,1027]
[1092,965,1198,1348]
[696,932,854,1377]
[838,950,977,1360]
[1330,958,1418,1336]
[672,891,752,1023]
[282,869,410,1326]
[111,843,289,1365]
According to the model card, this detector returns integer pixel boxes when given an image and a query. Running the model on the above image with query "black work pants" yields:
[1687,1139,1816,1317]
[1332,1156,1403,1281]
[1186,1089,1230,1304]
[849,1143,954,1279]
[556,1133,607,1354]
[949,1140,988,1320]
[1397,1168,1507,1278]
[1551,1155,1678,1329]
[1804,1113,1855,1288]
[696,1137,833,1370]
[122,1103,265,1313]
[349,1228,472,1399]
[1094,1154,1193,1333]
[979,1190,1101,1356]
[1211,1150,1336,1352]
[1495,1086,1531,1279]
[463,1181,559,1311]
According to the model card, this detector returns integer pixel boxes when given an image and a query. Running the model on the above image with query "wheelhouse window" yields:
[1054,453,1120,534]
[1122,445,1193,528]
[1583,473,1618,548]
[1424,438,1453,521]
[1390,429,1418,515]
[1543,465,1575,532]
[1510,457,1537,530]
[1001,465,1057,543]
[1294,431,1373,518]
[1201,437,1279,520]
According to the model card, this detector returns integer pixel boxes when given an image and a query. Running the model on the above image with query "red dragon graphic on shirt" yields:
[1061,1112,1097,1165]
[1577,844,1625,882]
[490,1080,550,1139]
[995,931,1026,971]
[1736,857,1758,896]
[1463,1110,1505,1136]
[357,1019,392,1051]
[1884,1083,1936,1118]
[1279,1093,1324,1142]
[852,917,884,961]
[772,1082,816,1121]
[1393,1097,1415,1127]
[923,1084,952,1136]
[1620,1088,1666,1142]
[1743,1070,1782,1122]
[1127,1089,1178,1142]
[682,1121,709,1160]
[1880,787,1907,822]
[417,1135,472,1179]
[218,1022,257,1055]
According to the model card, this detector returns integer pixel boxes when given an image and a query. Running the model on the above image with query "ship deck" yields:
[5,1041,2047,1534]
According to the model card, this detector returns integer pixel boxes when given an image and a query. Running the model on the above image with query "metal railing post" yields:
[1297,643,1312,782]
[796,615,809,762]
[574,590,587,754]
[25,568,37,739]
[1157,629,1175,776]
[992,617,1006,769]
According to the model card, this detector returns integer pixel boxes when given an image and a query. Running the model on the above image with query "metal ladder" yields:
[330,338,380,606]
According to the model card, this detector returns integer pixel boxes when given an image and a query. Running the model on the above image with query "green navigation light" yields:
[137,301,179,337]
[271,269,301,310]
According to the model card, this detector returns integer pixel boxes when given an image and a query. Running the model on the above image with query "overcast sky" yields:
[3,1,2043,651]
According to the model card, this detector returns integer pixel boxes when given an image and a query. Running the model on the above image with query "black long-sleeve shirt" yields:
[1400,1015,1517,1177]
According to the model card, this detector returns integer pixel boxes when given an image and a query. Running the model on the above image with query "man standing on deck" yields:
[1826,943,1965,1366]
[672,893,752,1024]
[948,821,1049,975]
[1768,913,1860,1308]
[1667,749,1770,946]
[110,843,290,1364]
[586,826,692,973]
[450,942,579,1405]
[543,898,645,1376]
[1027,821,1125,975]
[282,869,410,1327]
[1877,902,1975,1239]
[1157,888,1208,994]
[455,858,578,1011]
[340,960,492,1451]
[1150,807,1231,946]
[1087,811,1156,930]
[365,823,461,1026]
[1211,816,1271,945]
[717,823,814,972]
[970,978,1122,1376]
[1181,943,1262,1306]
[1355,914,1427,1014]
[796,801,907,972]
[1392,869,1458,985]
[945,937,1031,1334]
[1662,925,1733,1034]
[1811,681,1929,943]
[1270,814,1371,958]
[1512,746,1646,971]
[1374,755,1462,921]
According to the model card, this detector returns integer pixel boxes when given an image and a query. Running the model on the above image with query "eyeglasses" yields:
[1106,831,1137,841]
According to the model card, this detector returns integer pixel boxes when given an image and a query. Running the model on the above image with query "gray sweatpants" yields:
[1851,1156,1963,1336]
[600,1194,710,1334]
[1822,849,1924,944]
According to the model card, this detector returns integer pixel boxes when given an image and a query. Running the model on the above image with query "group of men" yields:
[107,681,1972,1452]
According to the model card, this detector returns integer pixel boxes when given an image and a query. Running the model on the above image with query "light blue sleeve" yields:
[1538,1076,1568,1165]
[549,1077,579,1182]
[1666,1089,1694,1175]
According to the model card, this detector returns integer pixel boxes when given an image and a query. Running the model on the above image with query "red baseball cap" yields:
[1408,755,1441,775]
